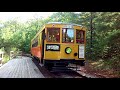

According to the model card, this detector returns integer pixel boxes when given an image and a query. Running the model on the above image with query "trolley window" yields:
[32,36,38,47]
[47,28,60,43]
[76,30,85,44]
[62,28,74,43]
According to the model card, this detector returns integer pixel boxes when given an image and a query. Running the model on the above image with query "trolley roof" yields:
[47,22,83,27]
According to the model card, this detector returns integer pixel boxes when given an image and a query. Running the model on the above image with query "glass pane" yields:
[32,36,38,47]
[62,28,74,43]
[47,28,60,42]
[66,29,74,42]
[76,30,84,44]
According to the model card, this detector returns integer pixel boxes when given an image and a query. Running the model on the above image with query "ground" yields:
[80,60,120,78]
[0,56,44,78]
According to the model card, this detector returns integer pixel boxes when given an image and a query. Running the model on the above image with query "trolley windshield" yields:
[47,28,60,43]
[76,30,85,44]
[62,28,74,43]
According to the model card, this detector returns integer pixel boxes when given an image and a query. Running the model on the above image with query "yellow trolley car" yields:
[31,22,86,69]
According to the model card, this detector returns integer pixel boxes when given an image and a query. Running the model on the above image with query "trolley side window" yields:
[76,30,85,44]
[47,28,60,43]
[32,36,38,47]
[62,28,74,43]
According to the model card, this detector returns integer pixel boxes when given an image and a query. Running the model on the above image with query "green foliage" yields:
[102,30,120,59]
[2,53,9,64]
[48,12,81,24]
[102,55,120,73]
[81,12,120,61]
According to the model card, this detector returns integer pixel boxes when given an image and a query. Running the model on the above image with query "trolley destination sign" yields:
[46,44,60,51]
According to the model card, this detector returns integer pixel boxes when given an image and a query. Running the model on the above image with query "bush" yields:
[2,53,9,64]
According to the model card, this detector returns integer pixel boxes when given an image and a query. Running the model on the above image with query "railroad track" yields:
[50,69,87,78]
[31,57,97,78]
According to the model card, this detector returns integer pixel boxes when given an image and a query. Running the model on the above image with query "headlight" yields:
[65,47,72,54]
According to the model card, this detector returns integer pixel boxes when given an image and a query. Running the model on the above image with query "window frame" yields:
[46,28,60,43]
[32,36,38,47]
[62,28,74,43]
[76,29,85,44]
